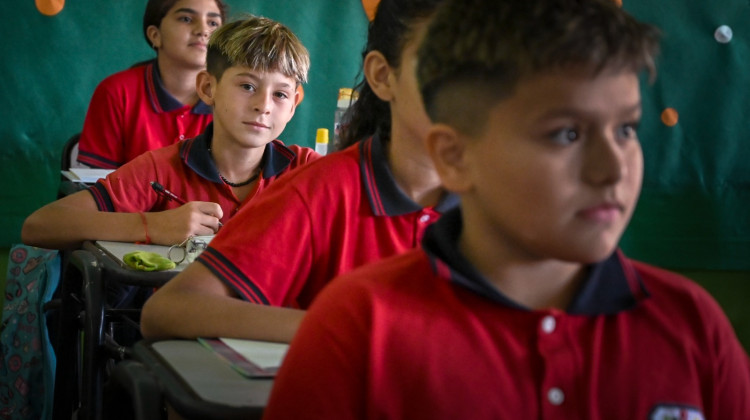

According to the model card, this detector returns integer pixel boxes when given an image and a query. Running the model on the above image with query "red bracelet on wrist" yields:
[137,212,151,245]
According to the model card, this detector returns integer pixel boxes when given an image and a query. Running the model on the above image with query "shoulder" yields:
[93,65,146,93]
[269,144,362,193]
[280,143,319,162]
[631,259,716,306]
[628,258,736,338]
[314,250,434,309]
[149,141,182,162]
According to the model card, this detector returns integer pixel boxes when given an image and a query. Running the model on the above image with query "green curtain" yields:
[0,0,368,246]
[620,0,750,270]
[4,0,750,271]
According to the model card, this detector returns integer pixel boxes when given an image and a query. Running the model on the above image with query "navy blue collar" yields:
[180,123,299,183]
[146,60,212,115]
[359,133,459,216]
[422,208,650,315]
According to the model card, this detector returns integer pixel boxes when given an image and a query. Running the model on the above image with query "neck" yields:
[156,55,202,106]
[210,125,266,187]
[387,128,444,207]
[459,208,586,311]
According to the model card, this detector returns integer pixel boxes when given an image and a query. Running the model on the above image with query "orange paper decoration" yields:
[36,0,64,16]
[661,107,679,127]
[362,0,380,21]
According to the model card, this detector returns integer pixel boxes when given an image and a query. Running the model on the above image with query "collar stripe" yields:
[144,63,163,113]
[360,139,387,216]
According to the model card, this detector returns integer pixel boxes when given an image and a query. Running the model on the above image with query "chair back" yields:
[61,133,82,171]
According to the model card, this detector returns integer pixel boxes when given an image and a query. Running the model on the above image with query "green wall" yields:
[2,0,368,247]
[620,1,750,270]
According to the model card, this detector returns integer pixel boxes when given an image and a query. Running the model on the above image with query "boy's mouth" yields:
[246,121,270,129]
[577,202,624,223]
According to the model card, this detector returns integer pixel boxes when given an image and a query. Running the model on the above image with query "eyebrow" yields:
[538,102,642,120]
[234,72,295,89]
[172,8,222,18]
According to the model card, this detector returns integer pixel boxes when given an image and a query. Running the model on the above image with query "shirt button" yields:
[419,214,431,223]
[541,315,556,334]
[179,135,185,140]
[547,387,564,405]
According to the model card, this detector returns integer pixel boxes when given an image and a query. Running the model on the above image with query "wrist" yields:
[137,212,151,244]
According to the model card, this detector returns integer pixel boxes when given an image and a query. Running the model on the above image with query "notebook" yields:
[198,337,289,378]
[61,168,114,183]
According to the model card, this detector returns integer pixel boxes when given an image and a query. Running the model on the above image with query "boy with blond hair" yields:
[265,0,750,418]
[23,15,316,250]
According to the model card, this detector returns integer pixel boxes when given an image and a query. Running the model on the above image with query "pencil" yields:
[150,181,223,227]
[150,181,187,205]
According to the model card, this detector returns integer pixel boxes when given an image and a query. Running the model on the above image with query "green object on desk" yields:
[123,251,176,271]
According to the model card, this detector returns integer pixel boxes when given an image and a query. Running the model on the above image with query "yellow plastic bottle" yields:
[315,128,329,156]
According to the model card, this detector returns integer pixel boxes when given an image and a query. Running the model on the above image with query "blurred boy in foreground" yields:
[265,0,750,418]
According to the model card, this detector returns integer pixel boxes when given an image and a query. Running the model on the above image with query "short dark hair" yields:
[205,15,310,84]
[418,0,660,136]
[142,0,229,48]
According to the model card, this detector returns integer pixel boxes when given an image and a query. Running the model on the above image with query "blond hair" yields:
[207,15,310,84]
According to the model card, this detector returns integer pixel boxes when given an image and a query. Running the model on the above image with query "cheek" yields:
[624,145,644,197]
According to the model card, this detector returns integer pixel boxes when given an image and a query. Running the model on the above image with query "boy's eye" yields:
[616,123,640,141]
[178,16,192,23]
[550,128,579,145]
[209,19,221,28]
[241,84,256,92]
[275,91,290,100]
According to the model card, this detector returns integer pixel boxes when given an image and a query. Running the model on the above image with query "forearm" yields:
[141,264,305,343]
[22,200,146,249]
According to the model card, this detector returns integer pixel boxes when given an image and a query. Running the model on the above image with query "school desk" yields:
[111,340,271,419]
[53,241,186,420]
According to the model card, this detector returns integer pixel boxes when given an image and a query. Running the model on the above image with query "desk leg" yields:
[52,250,93,420]
[80,254,106,420]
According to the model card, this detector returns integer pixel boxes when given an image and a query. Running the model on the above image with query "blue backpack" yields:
[1,245,60,420]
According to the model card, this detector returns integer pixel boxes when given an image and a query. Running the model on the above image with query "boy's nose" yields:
[582,133,627,186]
[253,93,273,113]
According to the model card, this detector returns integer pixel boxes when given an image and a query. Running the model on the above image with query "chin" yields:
[569,243,620,264]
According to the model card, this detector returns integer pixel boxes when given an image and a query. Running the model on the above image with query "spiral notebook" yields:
[198,337,289,378]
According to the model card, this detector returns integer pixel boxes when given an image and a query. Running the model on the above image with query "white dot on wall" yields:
[714,25,733,44]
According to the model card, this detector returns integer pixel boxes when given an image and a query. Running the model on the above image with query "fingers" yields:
[186,201,223,234]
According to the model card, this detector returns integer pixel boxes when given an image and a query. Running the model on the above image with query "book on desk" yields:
[61,168,114,183]
[198,338,289,378]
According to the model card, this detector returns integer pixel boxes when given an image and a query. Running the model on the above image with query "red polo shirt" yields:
[197,134,459,308]
[267,209,750,420]
[88,123,318,223]
[78,60,213,168]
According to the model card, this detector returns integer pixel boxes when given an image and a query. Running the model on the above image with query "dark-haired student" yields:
[140,0,456,343]
[77,0,228,169]
[264,0,750,418]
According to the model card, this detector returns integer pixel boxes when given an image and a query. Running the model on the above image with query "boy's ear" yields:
[294,85,304,106]
[146,25,161,49]
[363,51,394,101]
[196,70,216,106]
[425,124,473,193]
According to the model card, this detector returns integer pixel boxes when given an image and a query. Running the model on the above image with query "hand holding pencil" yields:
[150,181,223,230]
